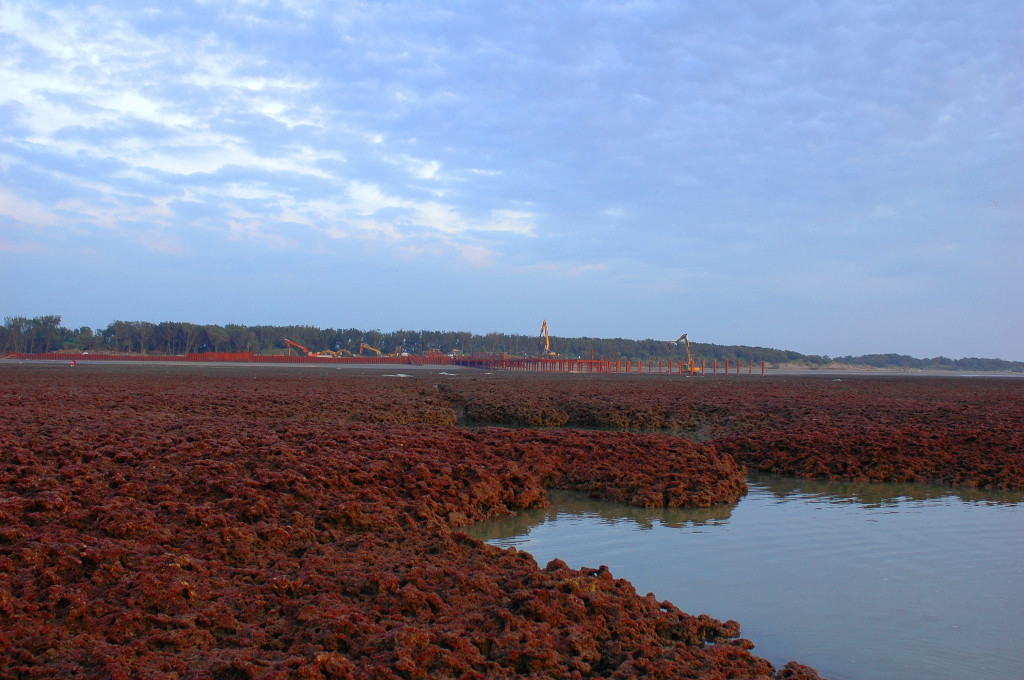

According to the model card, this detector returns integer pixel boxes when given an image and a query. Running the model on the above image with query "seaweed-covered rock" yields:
[0,365,808,679]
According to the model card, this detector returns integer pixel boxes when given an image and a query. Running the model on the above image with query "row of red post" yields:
[453,356,765,375]
[9,352,765,375]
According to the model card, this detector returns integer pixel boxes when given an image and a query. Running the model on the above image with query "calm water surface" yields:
[466,474,1024,680]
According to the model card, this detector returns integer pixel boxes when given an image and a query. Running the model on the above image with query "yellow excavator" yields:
[317,348,354,357]
[670,333,699,375]
[540,320,558,357]
[359,343,383,356]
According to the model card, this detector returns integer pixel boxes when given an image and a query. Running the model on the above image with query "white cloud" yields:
[346,182,407,216]
[0,0,539,267]
[479,210,536,236]
[412,159,441,180]
[413,202,460,233]
[378,153,444,180]
[452,242,494,267]
[336,183,537,240]
[225,219,295,249]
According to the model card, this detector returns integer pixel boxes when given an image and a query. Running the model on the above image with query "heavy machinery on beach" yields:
[284,338,315,357]
[360,343,383,356]
[285,338,356,358]
[669,333,699,375]
[540,320,558,357]
[317,348,354,357]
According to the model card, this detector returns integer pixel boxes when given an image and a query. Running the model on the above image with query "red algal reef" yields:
[442,373,1024,489]
[8,364,1020,679]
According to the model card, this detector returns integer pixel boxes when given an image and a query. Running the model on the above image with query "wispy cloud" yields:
[1,0,1020,359]
[0,1,535,265]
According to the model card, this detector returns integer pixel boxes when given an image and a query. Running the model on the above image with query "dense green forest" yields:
[2,315,1021,372]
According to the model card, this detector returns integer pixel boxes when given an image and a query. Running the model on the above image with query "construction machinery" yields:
[284,338,315,357]
[316,348,354,357]
[359,343,383,356]
[540,320,557,357]
[670,333,699,375]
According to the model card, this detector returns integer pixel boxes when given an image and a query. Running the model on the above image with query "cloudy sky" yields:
[2,1,1021,360]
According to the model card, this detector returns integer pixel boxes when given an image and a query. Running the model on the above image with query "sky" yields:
[1,1,1021,360]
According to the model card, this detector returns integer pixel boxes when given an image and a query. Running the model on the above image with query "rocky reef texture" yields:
[443,373,1024,489]
[10,364,1019,678]
[1,364,820,679]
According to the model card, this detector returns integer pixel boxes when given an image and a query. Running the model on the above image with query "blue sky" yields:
[2,1,1021,360]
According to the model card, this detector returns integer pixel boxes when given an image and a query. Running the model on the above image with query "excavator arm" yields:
[682,336,695,373]
[668,333,697,374]
[359,343,383,356]
[540,320,557,356]
[284,338,314,357]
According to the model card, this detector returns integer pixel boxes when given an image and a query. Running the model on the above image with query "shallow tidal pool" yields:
[466,474,1024,680]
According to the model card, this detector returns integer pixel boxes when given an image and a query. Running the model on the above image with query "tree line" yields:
[0,315,810,363]
[2,315,1021,371]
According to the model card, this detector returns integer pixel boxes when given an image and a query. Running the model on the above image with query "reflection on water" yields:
[749,470,1024,507]
[471,489,737,537]
[465,476,1024,680]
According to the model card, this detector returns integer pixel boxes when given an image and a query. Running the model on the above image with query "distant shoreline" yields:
[768,362,1024,377]
[4,357,1022,380]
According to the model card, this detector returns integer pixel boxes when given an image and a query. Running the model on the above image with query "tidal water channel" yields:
[465,474,1024,680]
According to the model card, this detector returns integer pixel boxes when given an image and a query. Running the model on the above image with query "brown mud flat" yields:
[4,365,1021,679]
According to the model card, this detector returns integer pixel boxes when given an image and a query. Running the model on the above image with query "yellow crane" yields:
[669,333,699,375]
